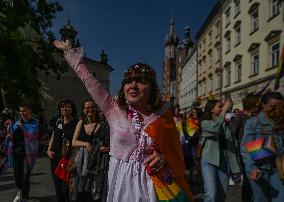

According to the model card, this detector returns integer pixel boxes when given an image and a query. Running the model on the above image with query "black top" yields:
[52,118,78,157]
[78,123,97,143]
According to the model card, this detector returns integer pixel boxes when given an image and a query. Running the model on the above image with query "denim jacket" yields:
[240,112,284,175]
[201,116,240,174]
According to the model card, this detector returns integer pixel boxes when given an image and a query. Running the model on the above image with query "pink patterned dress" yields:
[64,48,160,201]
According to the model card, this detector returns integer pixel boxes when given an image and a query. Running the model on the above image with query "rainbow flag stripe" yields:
[152,179,190,201]
[186,118,198,137]
[244,137,274,160]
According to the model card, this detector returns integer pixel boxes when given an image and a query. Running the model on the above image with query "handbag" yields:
[68,147,79,173]
[55,156,70,182]
[271,129,284,181]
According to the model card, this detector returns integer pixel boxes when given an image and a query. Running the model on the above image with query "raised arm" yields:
[53,40,113,115]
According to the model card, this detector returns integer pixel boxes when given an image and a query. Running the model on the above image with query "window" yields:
[235,25,241,45]
[216,72,221,90]
[225,65,231,86]
[208,30,212,42]
[270,42,280,67]
[225,8,231,26]
[251,53,259,75]
[270,0,280,18]
[251,10,259,33]
[235,61,242,82]
[170,83,176,96]
[235,0,240,16]
[203,58,207,70]
[215,21,221,37]
[199,61,202,75]
[209,52,212,67]
[216,45,221,62]
[209,76,213,92]
[199,82,202,95]
[203,81,206,95]
[225,34,231,53]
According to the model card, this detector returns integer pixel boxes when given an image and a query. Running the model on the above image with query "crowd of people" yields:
[0,39,283,202]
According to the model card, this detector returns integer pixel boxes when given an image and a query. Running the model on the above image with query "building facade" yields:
[179,46,197,112]
[196,2,222,106]
[221,0,284,108]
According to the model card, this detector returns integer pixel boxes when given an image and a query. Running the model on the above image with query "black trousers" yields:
[50,156,70,202]
[13,154,31,199]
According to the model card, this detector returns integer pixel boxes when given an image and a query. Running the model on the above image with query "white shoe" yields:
[13,190,22,202]
[229,177,235,186]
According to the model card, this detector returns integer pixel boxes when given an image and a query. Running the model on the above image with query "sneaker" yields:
[229,177,235,186]
[13,190,22,202]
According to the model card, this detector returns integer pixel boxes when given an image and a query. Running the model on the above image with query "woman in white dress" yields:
[54,40,194,202]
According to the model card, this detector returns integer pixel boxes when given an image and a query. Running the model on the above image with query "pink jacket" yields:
[64,48,167,161]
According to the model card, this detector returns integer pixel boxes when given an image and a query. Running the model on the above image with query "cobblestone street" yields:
[0,154,242,202]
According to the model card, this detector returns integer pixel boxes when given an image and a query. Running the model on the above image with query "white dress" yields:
[107,108,158,202]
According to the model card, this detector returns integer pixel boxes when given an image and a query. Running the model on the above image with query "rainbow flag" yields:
[274,44,284,90]
[152,177,189,202]
[244,137,274,161]
[186,118,198,137]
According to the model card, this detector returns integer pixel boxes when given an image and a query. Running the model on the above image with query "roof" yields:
[195,1,221,40]
[84,56,114,72]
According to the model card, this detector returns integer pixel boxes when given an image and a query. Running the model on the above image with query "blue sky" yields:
[51,0,217,95]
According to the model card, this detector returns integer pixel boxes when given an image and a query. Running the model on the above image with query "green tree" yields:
[0,0,63,113]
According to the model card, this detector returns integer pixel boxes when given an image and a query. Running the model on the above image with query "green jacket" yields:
[200,116,240,174]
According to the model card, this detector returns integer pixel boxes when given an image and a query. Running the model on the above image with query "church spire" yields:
[165,11,179,46]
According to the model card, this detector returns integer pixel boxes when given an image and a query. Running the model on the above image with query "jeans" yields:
[13,154,32,199]
[201,153,229,202]
[249,168,284,202]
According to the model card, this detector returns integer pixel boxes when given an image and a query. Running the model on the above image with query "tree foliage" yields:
[0,0,63,112]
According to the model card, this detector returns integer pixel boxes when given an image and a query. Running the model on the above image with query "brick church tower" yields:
[162,15,179,101]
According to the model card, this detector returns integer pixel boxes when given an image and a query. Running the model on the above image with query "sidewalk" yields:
[0,156,56,202]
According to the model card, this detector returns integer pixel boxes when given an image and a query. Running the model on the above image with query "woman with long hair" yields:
[47,100,78,202]
[53,39,194,202]
[200,99,240,202]
[71,99,110,202]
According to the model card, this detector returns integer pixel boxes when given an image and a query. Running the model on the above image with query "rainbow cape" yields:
[146,111,194,202]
